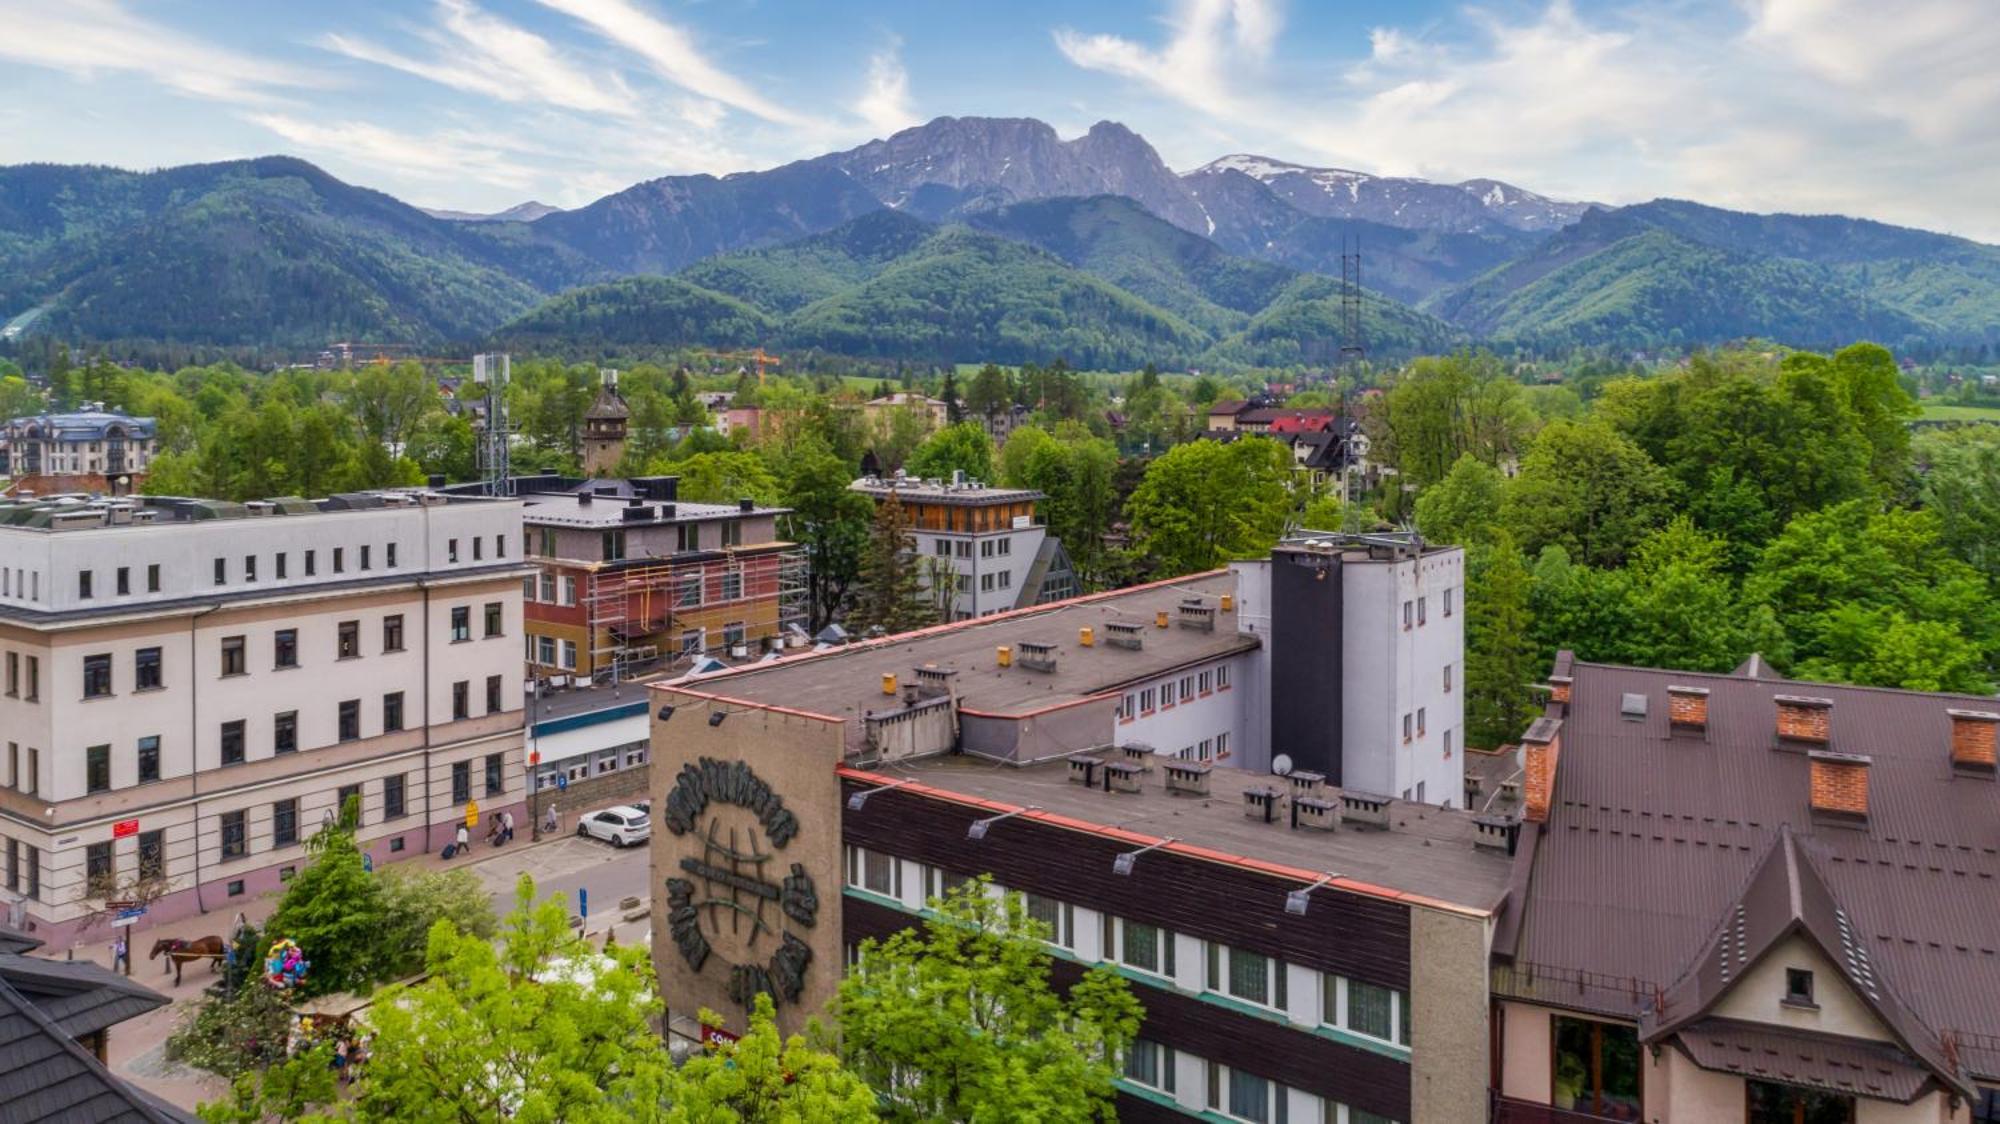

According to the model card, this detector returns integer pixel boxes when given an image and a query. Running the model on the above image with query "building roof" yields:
[0,956,171,1042]
[0,489,504,533]
[849,752,1516,914]
[1500,655,2000,1083]
[0,965,190,1123]
[1243,408,1337,430]
[2,410,157,442]
[517,491,789,530]
[663,573,1254,728]
[0,928,40,957]
[1674,1018,1940,1104]
[584,382,629,421]
[848,475,1042,507]
[1206,399,1253,417]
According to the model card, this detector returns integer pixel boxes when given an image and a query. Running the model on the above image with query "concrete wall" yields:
[913,524,1046,619]
[648,687,846,1040]
[1711,934,1892,1041]
[1341,550,1464,805]
[1108,650,1256,768]
[1410,907,1491,1123]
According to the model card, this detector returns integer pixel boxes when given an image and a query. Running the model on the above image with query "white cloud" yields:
[0,0,311,105]
[1743,0,2000,142]
[1054,0,1281,120]
[243,113,542,189]
[535,0,817,127]
[854,38,920,138]
[324,0,637,117]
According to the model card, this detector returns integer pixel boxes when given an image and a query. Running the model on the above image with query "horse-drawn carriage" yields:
[149,935,226,986]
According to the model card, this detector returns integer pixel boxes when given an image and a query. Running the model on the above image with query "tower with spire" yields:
[582,368,630,477]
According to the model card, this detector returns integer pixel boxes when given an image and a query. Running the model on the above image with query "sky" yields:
[2,0,1998,240]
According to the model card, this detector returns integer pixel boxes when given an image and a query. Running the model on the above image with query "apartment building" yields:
[1491,654,2000,1123]
[647,561,1496,1122]
[0,491,531,949]
[0,408,157,497]
[849,472,1077,621]
[497,474,804,682]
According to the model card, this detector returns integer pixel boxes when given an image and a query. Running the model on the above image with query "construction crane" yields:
[692,347,783,384]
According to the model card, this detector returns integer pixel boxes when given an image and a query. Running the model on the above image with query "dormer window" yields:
[1784,968,1816,1008]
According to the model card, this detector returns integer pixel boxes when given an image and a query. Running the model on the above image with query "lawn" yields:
[1919,402,2000,423]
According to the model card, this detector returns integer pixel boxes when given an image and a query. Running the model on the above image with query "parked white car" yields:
[577,805,651,847]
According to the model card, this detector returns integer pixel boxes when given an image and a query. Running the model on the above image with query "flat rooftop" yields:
[849,476,1043,506]
[519,495,788,529]
[670,573,1255,722]
[866,752,1516,912]
[0,490,500,533]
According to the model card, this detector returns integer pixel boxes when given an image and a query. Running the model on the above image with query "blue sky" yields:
[3,0,1998,240]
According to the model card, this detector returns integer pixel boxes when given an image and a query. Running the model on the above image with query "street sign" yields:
[110,915,140,928]
[112,819,140,839]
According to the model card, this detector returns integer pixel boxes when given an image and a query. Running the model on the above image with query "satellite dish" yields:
[1271,754,1293,777]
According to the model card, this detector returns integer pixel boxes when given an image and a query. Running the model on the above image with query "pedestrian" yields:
[334,1038,349,1084]
[111,934,128,974]
[501,810,515,844]
[545,803,558,834]
[455,822,470,857]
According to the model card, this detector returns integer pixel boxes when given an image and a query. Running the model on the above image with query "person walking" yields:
[545,804,559,834]
[454,822,470,858]
[111,934,129,975]
[501,810,515,844]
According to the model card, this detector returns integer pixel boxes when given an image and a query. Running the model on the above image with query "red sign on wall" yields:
[699,1023,739,1049]
[112,819,139,838]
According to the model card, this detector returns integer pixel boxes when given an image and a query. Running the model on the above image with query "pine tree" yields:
[850,494,939,635]
[1464,532,1540,752]
[940,369,963,424]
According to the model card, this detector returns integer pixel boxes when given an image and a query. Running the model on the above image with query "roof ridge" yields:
[0,970,182,1123]
[1569,658,2000,705]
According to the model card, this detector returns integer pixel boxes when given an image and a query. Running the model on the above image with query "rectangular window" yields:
[1347,979,1395,1041]
[980,573,994,592]
[1161,680,1176,706]
[221,720,246,765]
[1417,595,1426,625]
[1121,920,1163,974]
[1745,1080,1853,1124]
[360,545,371,571]
[485,752,504,796]
[1227,1068,1271,1124]
[722,521,742,547]
[220,636,246,677]
[560,639,577,670]
[862,849,895,895]
[484,602,503,638]
[1217,665,1230,690]
[214,557,227,586]
[472,538,482,562]
[147,563,161,592]
[384,691,405,732]
[1402,714,1413,743]
[24,747,35,794]
[450,606,471,642]
[305,549,316,576]
[4,837,15,892]
[448,538,460,563]
[383,773,407,819]
[1552,1016,1642,1118]
[486,675,503,714]
[24,655,34,701]
[333,547,345,573]
[116,567,130,596]
[1402,600,1412,629]
[275,553,287,579]
[494,535,503,560]
[83,653,113,697]
[338,783,362,825]
[24,842,39,900]
[137,735,160,784]
[1443,663,1452,692]
[138,830,164,882]
[338,699,360,742]
[1023,893,1070,947]
[220,810,246,860]
[338,620,359,659]
[135,646,162,689]
[274,629,298,669]
[80,570,94,600]
[6,652,15,696]
[935,538,949,556]
[1444,587,1454,616]
[387,542,398,568]
[244,555,257,582]
[538,528,557,556]
[452,681,469,721]
[561,575,577,605]
[274,711,297,755]
[86,744,111,794]
[1124,1039,1174,1093]
[1227,948,1271,1006]
[451,761,471,805]
[383,614,405,653]
[1418,707,1426,737]
[273,798,298,847]
[1216,731,1231,760]
[721,569,742,600]
[534,635,556,665]
[86,841,114,895]
[602,529,625,561]
[1140,688,1156,713]
[677,572,701,607]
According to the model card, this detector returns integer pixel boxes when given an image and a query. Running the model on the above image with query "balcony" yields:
[1492,1094,1637,1124]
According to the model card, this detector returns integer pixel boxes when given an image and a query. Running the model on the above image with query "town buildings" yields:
[1492,654,2000,1123]
[0,409,157,498]
[506,474,806,682]
[648,537,1477,1122]
[0,490,531,949]
[848,472,1077,621]
[862,393,950,431]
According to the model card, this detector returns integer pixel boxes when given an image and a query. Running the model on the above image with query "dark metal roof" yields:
[0,956,171,1042]
[0,929,41,957]
[1675,1018,1940,1104]
[1502,657,2000,1082]
[0,971,189,1123]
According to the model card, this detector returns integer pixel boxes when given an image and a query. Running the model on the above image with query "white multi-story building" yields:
[0,490,532,948]
[849,473,1076,621]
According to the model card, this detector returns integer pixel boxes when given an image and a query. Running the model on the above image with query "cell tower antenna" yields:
[1339,234,1365,371]
[473,353,515,496]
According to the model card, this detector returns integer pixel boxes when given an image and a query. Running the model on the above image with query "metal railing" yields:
[1492,1093,1642,1124]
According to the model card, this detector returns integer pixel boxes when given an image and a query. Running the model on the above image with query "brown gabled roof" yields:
[1733,652,1787,680]
[584,383,629,421]
[1502,655,2000,1084]
[1673,1018,1942,1104]
[1640,827,1971,1099]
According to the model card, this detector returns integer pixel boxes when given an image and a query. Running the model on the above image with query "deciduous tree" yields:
[1125,436,1291,574]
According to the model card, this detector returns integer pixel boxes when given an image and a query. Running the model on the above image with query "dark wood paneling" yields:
[1115,1091,1195,1122]
[844,895,1412,1123]
[841,781,1411,990]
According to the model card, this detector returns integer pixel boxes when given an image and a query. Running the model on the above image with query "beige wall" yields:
[1410,907,1492,1123]
[1712,935,1892,1041]
[1500,1000,1553,1102]
[648,687,847,1039]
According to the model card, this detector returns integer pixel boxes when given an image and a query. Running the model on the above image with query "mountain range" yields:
[3,116,1997,363]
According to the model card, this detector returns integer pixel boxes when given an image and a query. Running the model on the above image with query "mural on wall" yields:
[661,757,818,1006]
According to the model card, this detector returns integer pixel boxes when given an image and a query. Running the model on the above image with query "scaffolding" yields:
[581,545,809,681]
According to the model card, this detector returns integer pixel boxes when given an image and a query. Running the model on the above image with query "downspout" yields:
[420,503,435,856]
[188,602,221,914]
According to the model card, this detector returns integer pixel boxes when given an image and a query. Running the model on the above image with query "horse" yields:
[150,935,225,986]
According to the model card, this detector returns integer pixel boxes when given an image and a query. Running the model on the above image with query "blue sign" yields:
[557,773,569,791]
[116,907,146,920]
[578,887,588,921]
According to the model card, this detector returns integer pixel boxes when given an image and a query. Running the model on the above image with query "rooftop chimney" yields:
[1775,695,1833,751]
[1667,685,1710,735]
[1808,750,1870,823]
[1947,708,1999,775]
[738,497,755,512]
[1547,675,1573,707]
[1521,717,1563,823]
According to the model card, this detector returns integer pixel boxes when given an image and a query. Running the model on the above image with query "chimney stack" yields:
[1775,695,1833,750]
[1808,750,1870,822]
[1548,675,1573,711]
[1667,685,1710,735]
[1947,709,1999,775]
[1521,717,1563,823]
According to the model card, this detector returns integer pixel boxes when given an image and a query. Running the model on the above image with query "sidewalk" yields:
[65,827,651,1114]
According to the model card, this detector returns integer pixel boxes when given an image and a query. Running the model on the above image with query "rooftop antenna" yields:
[1339,234,1365,373]
[473,353,514,497]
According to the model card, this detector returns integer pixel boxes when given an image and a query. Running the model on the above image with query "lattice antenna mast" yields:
[474,353,514,496]
[1339,235,1365,371]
